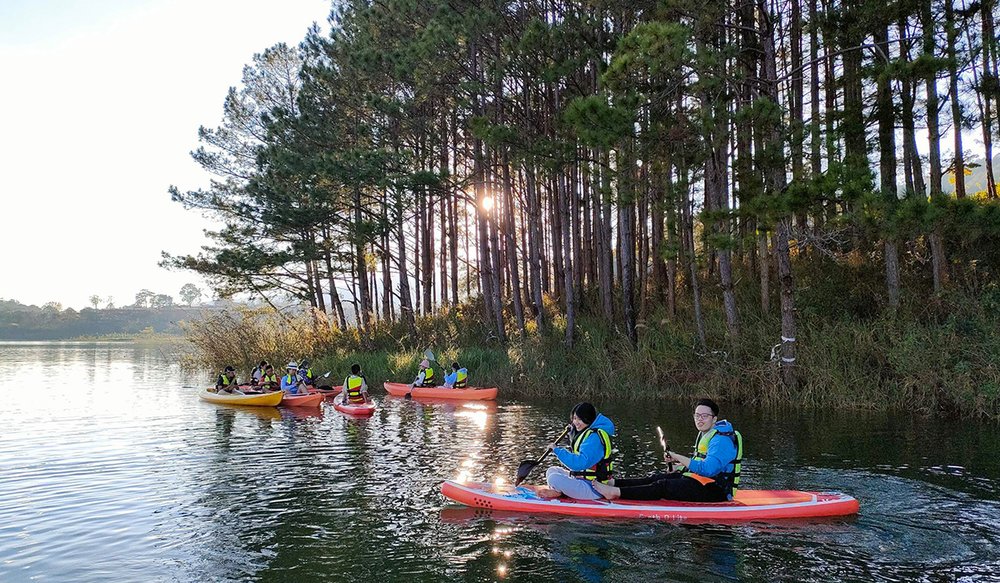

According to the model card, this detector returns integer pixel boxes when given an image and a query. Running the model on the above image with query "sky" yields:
[0,0,331,310]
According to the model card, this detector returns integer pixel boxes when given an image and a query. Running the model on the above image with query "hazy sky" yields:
[0,0,330,310]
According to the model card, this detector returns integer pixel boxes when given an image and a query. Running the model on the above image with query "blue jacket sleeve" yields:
[553,434,605,472]
[686,435,737,478]
[280,376,297,391]
[444,371,457,385]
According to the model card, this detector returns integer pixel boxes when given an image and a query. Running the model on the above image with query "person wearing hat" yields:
[280,362,306,394]
[591,398,742,502]
[409,359,436,389]
[443,362,468,389]
[215,366,243,394]
[540,402,616,500]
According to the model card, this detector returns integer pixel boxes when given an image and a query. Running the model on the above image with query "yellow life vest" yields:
[455,369,468,388]
[568,428,614,482]
[683,428,744,495]
[421,367,435,387]
[346,375,364,403]
[261,373,277,385]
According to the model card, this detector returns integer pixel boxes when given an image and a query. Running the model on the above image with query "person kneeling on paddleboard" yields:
[443,362,468,389]
[342,363,370,404]
[540,402,616,500]
[592,398,743,503]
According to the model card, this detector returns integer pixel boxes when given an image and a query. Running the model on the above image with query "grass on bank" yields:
[180,280,1000,419]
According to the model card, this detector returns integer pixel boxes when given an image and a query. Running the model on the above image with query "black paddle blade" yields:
[514,460,539,486]
[404,392,413,400]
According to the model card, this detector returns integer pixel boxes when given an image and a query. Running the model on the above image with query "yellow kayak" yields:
[198,388,283,406]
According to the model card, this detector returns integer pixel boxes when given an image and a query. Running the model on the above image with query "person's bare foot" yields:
[536,487,562,499]
[591,480,621,500]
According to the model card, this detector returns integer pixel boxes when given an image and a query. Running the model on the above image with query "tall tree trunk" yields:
[760,0,797,390]
[922,1,948,292]
[876,24,900,309]
[502,155,526,337]
[664,157,678,319]
[945,0,966,199]
[559,167,577,346]
[899,17,926,197]
[525,160,546,331]
[809,0,822,178]
[600,151,614,323]
[983,0,1000,198]
[680,163,706,351]
[323,246,347,329]
[790,0,805,228]
[395,195,415,334]
[699,20,740,343]
[618,143,638,347]
[353,187,371,330]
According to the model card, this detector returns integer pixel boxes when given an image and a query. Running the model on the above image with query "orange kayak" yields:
[441,480,860,522]
[281,392,325,407]
[383,382,497,401]
[310,386,343,397]
[333,395,376,416]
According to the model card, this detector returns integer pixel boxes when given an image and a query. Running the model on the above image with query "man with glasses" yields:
[592,398,742,502]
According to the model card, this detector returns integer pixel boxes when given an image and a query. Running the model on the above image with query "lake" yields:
[1,341,998,582]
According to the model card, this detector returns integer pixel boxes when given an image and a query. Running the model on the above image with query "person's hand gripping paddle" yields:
[514,425,571,486]
[658,426,675,473]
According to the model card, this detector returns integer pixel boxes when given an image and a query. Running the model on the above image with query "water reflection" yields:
[3,342,1000,582]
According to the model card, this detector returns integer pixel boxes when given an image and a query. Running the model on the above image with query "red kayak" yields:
[333,395,376,416]
[310,386,343,397]
[383,382,497,401]
[441,480,859,522]
[281,392,325,407]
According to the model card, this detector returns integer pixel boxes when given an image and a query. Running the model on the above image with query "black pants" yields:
[613,472,728,502]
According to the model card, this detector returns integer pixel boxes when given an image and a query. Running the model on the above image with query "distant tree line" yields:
[165,0,1000,392]
[0,299,202,340]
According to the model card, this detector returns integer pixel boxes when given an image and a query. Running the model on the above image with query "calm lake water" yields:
[1,341,999,582]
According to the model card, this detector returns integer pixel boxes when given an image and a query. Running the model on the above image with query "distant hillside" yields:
[0,300,215,340]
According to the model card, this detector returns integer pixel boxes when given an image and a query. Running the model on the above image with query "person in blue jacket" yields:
[443,362,468,388]
[592,398,743,502]
[541,402,616,500]
[280,362,307,395]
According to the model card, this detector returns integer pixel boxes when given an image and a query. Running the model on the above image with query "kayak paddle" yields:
[658,425,675,473]
[514,425,571,486]
[405,349,436,400]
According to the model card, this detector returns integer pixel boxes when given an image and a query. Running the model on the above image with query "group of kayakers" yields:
[212,356,470,404]
[213,357,737,504]
[410,359,468,389]
[540,398,742,503]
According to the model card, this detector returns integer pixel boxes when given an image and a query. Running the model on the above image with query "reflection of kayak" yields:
[390,395,499,411]
[383,382,497,400]
[281,392,325,407]
[199,389,283,406]
[441,481,860,521]
[333,395,376,416]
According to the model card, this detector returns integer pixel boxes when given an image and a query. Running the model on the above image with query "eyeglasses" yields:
[693,412,715,420]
